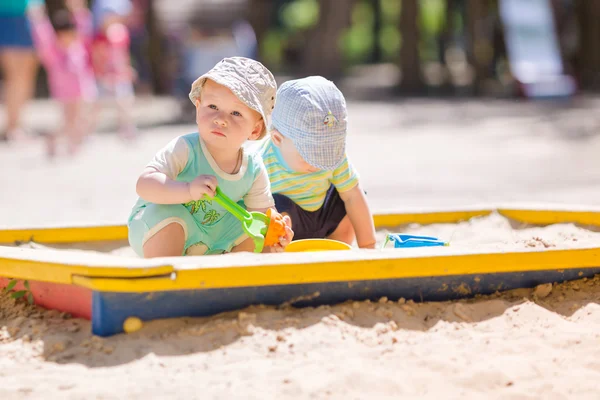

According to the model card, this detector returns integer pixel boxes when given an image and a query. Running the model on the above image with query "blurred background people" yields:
[89,0,138,140]
[27,0,97,157]
[2,0,600,145]
[0,0,39,141]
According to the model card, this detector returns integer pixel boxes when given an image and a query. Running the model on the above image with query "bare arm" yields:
[339,185,376,249]
[136,167,193,204]
[26,4,58,66]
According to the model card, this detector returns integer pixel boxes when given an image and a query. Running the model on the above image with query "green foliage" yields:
[341,1,376,64]
[263,0,451,68]
[281,0,320,31]
[5,279,17,291]
[341,24,375,64]
[420,0,446,36]
[261,30,285,67]
[381,0,401,23]
[380,24,401,61]
[3,279,34,305]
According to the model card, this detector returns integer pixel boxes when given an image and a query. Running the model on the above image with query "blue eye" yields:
[208,104,218,110]
[231,111,242,117]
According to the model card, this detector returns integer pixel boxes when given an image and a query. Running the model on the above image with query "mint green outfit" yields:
[128,133,263,256]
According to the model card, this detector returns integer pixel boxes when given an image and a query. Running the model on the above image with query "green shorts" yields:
[127,203,247,257]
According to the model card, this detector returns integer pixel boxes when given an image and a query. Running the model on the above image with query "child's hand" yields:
[267,213,294,253]
[188,175,217,200]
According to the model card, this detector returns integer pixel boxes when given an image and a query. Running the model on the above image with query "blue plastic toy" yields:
[383,234,449,249]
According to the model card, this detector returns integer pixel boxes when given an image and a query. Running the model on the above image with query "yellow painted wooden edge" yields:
[70,247,600,292]
[373,209,492,228]
[498,209,600,227]
[0,225,128,244]
[0,257,173,285]
[3,207,599,245]
[2,207,600,291]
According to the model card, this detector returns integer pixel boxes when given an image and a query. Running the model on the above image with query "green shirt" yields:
[0,0,30,15]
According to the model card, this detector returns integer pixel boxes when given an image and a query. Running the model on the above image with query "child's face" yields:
[271,130,319,173]
[195,80,264,151]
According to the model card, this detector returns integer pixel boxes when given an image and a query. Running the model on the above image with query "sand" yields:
[2,214,600,399]
[14,212,600,257]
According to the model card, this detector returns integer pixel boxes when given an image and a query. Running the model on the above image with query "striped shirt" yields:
[261,140,359,211]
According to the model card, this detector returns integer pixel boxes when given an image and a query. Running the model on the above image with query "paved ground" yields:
[1,95,599,228]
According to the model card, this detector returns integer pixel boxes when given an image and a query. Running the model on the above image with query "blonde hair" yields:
[188,77,206,105]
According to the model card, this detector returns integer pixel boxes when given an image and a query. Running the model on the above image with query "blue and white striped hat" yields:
[271,76,347,170]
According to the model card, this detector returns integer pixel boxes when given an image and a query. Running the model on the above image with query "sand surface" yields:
[3,97,600,398]
[2,214,600,399]
[15,213,600,256]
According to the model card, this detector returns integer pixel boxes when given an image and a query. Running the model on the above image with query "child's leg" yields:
[209,214,253,253]
[87,100,102,135]
[326,215,355,245]
[128,203,201,258]
[142,222,185,257]
[116,97,137,139]
[230,237,255,253]
[0,48,38,140]
[63,100,83,155]
[115,83,138,140]
[44,100,76,158]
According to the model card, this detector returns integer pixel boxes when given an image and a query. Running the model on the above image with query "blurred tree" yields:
[302,0,355,78]
[574,0,600,89]
[465,0,492,94]
[439,0,456,66]
[398,0,424,93]
[369,0,382,63]
[146,0,169,94]
[341,1,376,65]
[550,0,573,77]
[248,0,277,61]
[379,0,401,62]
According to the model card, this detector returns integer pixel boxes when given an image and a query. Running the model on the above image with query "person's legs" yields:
[128,203,202,258]
[116,95,138,140]
[0,49,38,140]
[63,100,85,155]
[142,222,186,257]
[326,215,355,245]
[211,213,251,253]
[230,237,256,253]
[86,100,103,136]
[114,82,138,140]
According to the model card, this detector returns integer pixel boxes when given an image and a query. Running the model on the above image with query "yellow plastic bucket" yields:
[285,239,352,253]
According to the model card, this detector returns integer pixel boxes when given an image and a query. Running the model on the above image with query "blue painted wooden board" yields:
[91,267,600,336]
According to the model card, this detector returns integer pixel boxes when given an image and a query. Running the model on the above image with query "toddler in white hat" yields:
[128,57,293,257]
[261,76,376,248]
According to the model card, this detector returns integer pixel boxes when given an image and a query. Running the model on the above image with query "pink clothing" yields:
[92,23,134,86]
[29,10,97,102]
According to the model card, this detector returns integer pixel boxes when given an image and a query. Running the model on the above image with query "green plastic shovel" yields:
[206,187,269,253]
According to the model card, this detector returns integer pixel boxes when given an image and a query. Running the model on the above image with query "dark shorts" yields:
[0,15,34,49]
[273,185,347,240]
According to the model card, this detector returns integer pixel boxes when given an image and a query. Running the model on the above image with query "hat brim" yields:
[294,135,346,171]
